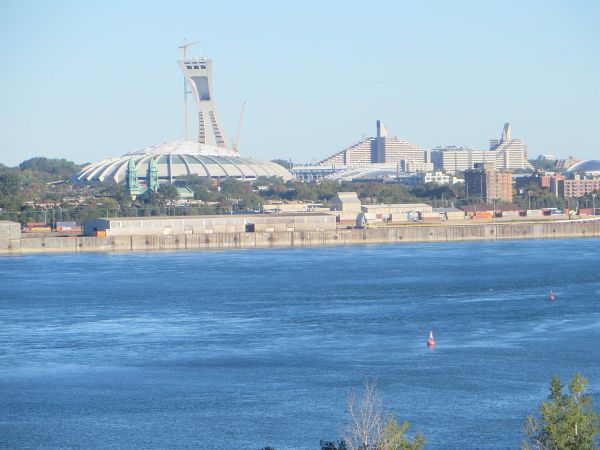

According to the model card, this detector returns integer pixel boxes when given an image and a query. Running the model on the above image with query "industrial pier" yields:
[1,218,599,255]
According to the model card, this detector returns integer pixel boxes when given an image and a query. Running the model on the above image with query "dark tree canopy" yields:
[0,172,22,211]
[19,157,81,180]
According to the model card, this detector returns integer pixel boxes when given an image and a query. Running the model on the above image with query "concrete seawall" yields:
[1,220,599,255]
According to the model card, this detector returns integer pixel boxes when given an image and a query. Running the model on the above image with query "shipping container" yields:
[25,222,47,227]
[56,225,82,232]
[527,209,543,216]
[22,226,52,233]
[446,211,465,221]
[30,226,52,232]
[543,208,563,216]
[56,221,77,227]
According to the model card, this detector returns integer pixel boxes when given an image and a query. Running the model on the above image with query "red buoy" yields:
[427,331,435,348]
[549,290,555,301]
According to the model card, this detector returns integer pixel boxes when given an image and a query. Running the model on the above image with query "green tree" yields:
[138,189,160,207]
[523,373,599,450]
[19,157,81,180]
[339,381,425,450]
[320,440,348,450]
[0,172,22,211]
[99,183,130,207]
[159,184,179,204]
[382,417,426,450]
[181,175,216,201]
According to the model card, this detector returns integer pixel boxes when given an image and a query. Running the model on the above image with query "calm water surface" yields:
[1,239,599,449]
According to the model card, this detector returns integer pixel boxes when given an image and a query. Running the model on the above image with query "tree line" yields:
[0,157,588,225]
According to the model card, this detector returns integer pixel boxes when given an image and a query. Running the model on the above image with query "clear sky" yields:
[1,0,599,167]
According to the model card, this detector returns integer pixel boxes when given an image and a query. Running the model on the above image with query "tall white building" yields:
[491,123,532,170]
[437,123,532,173]
[320,121,425,168]
[439,147,497,173]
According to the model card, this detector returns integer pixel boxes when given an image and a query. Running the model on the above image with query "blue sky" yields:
[1,0,599,166]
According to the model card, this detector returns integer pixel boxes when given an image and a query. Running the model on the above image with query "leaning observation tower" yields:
[75,42,291,185]
[178,40,227,148]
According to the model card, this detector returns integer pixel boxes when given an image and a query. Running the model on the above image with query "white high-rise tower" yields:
[178,53,228,149]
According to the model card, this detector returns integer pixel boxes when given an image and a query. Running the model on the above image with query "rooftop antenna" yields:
[178,38,201,141]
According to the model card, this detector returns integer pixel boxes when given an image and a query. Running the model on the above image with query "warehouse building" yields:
[84,213,336,237]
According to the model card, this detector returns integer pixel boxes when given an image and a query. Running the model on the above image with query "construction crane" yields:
[178,38,201,59]
[179,39,201,141]
[231,101,246,153]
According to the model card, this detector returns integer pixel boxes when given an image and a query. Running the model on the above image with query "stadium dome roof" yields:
[565,160,600,174]
[75,141,292,183]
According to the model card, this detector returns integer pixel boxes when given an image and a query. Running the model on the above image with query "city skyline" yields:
[1,0,599,167]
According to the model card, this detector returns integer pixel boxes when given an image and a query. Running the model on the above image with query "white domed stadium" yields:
[565,160,600,176]
[76,141,291,183]
[76,46,291,185]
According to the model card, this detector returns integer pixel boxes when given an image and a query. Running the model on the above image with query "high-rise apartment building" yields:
[438,147,497,173]
[320,121,425,168]
[436,123,532,173]
[465,164,513,203]
[551,176,600,198]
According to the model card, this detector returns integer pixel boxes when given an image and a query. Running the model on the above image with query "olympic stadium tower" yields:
[76,45,291,185]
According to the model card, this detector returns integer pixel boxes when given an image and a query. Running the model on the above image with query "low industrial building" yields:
[262,201,329,214]
[332,192,362,224]
[84,213,336,237]
[361,203,433,223]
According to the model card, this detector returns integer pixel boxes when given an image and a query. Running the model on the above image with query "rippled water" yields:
[1,239,599,449]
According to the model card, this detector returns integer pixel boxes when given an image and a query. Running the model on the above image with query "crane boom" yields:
[179,38,201,141]
[178,39,201,59]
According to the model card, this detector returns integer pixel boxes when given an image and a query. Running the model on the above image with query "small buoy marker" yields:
[427,331,435,348]
[549,290,555,301]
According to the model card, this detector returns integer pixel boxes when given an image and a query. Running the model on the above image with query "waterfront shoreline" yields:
[1,220,599,255]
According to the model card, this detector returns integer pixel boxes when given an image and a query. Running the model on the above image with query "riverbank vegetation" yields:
[259,374,598,449]
[523,373,599,450]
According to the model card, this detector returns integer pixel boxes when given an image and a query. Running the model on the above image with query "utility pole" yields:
[231,101,246,153]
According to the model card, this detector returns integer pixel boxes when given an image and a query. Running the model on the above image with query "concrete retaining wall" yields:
[1,221,599,255]
[0,221,21,252]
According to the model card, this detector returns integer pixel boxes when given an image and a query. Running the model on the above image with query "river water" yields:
[1,239,599,449]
